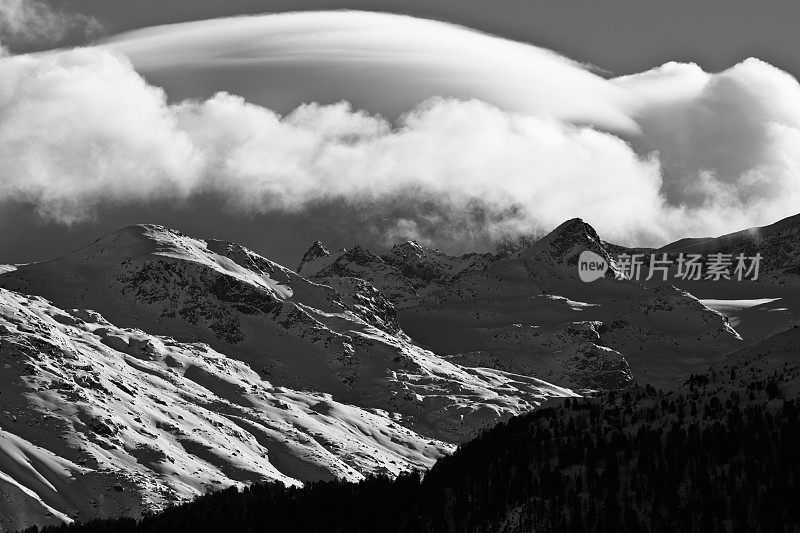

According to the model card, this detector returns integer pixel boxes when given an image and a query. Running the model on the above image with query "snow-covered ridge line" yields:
[0,224,577,531]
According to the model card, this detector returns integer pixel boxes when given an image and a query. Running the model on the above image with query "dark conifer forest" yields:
[29,363,800,533]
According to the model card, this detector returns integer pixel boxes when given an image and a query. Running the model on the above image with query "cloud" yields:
[101,11,638,132]
[615,58,800,234]
[0,0,103,52]
[0,46,663,242]
[1,12,799,250]
[0,49,202,223]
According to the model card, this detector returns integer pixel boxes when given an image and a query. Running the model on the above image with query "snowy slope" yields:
[660,212,800,342]
[0,225,576,530]
[661,212,800,286]
[0,287,462,531]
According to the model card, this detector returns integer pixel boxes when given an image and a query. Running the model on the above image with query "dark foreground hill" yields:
[31,328,800,532]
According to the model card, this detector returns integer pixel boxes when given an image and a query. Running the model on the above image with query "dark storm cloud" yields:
[0,0,103,52]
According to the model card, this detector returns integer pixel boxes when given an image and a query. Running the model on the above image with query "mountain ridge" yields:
[2,213,799,531]
[0,224,576,531]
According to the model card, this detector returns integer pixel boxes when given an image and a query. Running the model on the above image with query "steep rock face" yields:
[559,344,633,390]
[318,276,401,334]
[299,244,420,306]
[442,318,633,391]
[297,241,331,275]
[381,241,493,286]
[297,240,494,309]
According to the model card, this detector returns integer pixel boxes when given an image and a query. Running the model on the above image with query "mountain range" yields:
[1,213,799,532]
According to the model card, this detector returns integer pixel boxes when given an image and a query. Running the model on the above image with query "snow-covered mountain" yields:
[298,239,492,308]
[0,288,447,530]
[0,225,574,532]
[302,219,742,390]
[657,212,800,343]
[3,215,797,531]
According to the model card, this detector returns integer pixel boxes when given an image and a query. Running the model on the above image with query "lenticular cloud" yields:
[1,11,800,248]
[102,10,638,132]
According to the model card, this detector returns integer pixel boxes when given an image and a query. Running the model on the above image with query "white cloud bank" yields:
[1,11,799,247]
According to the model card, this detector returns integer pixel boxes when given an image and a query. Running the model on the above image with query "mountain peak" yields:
[516,218,631,282]
[49,223,185,267]
[397,240,424,250]
[550,218,597,240]
[113,223,182,239]
[297,240,331,274]
[387,240,429,261]
[523,218,604,261]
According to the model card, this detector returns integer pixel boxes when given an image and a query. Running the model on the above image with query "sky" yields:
[1,0,800,267]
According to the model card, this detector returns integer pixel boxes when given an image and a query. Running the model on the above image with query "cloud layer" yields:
[617,60,800,214]
[102,11,637,132]
[1,11,799,248]
[0,0,103,52]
